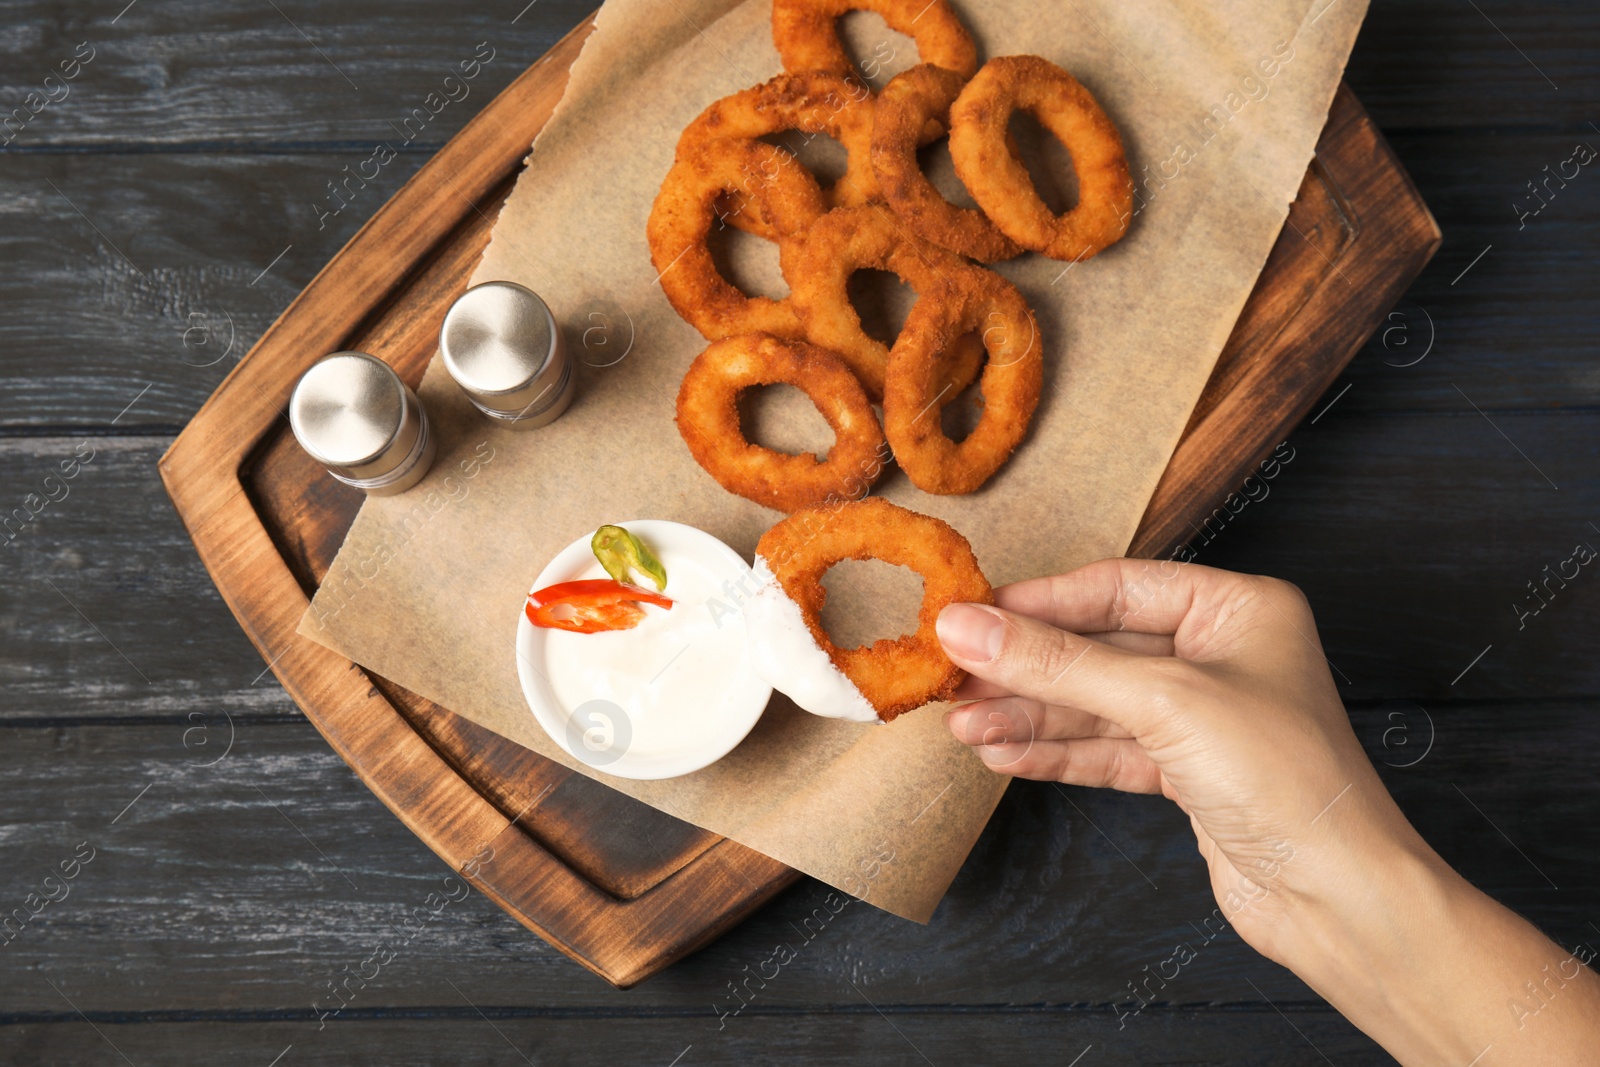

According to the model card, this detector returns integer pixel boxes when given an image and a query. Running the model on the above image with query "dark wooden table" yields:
[1,3,1594,1063]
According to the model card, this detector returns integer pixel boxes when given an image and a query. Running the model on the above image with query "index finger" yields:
[993,557,1258,646]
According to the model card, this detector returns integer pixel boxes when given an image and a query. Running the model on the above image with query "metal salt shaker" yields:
[439,280,574,427]
[288,351,437,496]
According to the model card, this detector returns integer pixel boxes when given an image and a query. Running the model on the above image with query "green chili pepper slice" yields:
[591,524,668,591]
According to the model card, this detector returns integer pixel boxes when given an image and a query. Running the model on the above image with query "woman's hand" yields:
[936,557,1413,960]
[937,557,1600,1067]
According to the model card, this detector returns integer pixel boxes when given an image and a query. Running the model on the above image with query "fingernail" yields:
[975,742,1014,765]
[937,603,1004,663]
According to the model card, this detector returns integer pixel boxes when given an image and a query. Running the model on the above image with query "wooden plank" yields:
[0,1,1590,145]
[6,130,1585,431]
[0,1011,1397,1066]
[0,437,301,720]
[11,415,1594,732]
[0,152,433,431]
[0,708,1592,1014]
[1333,127,1600,413]
[1346,0,1596,130]
[154,17,808,990]
[1351,699,1600,894]
[0,0,599,145]
[1191,408,1600,703]
[10,408,1597,722]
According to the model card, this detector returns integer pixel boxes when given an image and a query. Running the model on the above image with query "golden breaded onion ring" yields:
[675,333,888,512]
[882,271,1042,494]
[756,497,992,720]
[781,203,993,400]
[870,64,1023,264]
[647,139,825,340]
[771,0,977,82]
[948,55,1134,261]
[678,70,879,236]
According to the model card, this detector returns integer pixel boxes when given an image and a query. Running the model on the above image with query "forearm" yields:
[935,564,1600,1062]
[1283,835,1600,1066]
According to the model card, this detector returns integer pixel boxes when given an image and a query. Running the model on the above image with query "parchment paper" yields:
[297,0,1367,922]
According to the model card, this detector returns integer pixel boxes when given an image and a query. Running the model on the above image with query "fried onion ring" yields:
[755,497,992,719]
[883,271,1042,494]
[948,55,1134,261]
[648,140,825,340]
[675,333,888,512]
[771,0,977,82]
[870,65,1023,263]
[781,203,994,400]
[678,71,879,237]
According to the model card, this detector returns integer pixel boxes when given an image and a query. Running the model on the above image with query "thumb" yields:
[937,602,1182,738]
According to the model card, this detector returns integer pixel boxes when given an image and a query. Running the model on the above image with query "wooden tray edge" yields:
[154,11,1439,985]
[157,13,803,988]
[1128,84,1442,558]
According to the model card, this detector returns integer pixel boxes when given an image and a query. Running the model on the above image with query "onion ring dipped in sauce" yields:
[771,0,978,82]
[647,138,825,341]
[677,71,880,235]
[870,64,1024,264]
[746,498,992,722]
[948,55,1135,262]
[882,270,1043,495]
[781,203,994,401]
[675,333,888,513]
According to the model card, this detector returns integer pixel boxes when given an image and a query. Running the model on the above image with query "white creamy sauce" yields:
[542,547,757,763]
[743,556,882,724]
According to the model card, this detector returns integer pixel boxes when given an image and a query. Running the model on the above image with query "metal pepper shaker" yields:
[288,351,437,496]
[439,280,574,427]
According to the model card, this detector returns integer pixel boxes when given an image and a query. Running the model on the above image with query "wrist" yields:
[1280,838,1478,1062]
[1270,810,1600,1067]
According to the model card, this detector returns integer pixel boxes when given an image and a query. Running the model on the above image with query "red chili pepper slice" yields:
[525,578,674,634]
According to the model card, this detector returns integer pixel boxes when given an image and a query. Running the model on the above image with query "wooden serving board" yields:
[159,15,1438,988]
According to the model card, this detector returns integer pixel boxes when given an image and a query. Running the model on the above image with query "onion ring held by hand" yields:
[753,497,992,719]
[870,65,1023,264]
[675,333,888,512]
[781,203,993,400]
[883,271,1042,494]
[648,140,825,340]
[948,55,1134,261]
[678,71,879,237]
[771,0,977,82]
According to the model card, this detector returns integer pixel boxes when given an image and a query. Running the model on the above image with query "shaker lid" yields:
[288,352,407,468]
[439,281,556,399]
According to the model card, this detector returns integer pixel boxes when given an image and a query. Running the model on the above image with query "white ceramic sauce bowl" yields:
[516,520,771,780]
